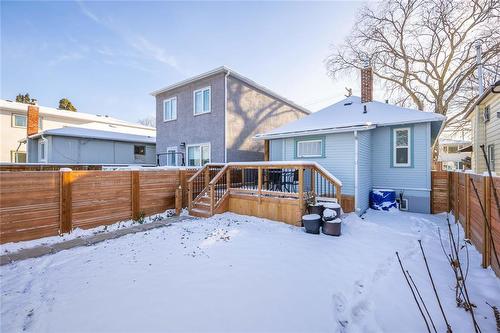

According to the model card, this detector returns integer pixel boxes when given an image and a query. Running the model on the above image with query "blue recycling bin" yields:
[370,189,397,211]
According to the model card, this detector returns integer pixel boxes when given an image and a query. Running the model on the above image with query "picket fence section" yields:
[0,168,197,244]
[431,171,500,276]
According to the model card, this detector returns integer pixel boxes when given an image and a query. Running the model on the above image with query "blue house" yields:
[255,68,444,214]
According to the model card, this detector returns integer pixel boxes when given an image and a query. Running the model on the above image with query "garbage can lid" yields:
[323,202,340,209]
[302,214,321,220]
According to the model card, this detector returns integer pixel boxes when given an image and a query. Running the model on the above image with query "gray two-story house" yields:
[151,66,309,166]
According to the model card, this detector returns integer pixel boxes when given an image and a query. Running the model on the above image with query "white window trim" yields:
[163,96,177,122]
[166,146,178,166]
[10,150,26,163]
[11,113,27,128]
[186,142,211,166]
[393,127,411,167]
[193,86,211,116]
[297,139,323,158]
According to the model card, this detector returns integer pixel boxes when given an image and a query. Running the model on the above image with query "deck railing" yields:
[204,162,342,213]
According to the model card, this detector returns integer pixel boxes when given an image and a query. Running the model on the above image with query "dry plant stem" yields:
[418,240,453,333]
[470,178,500,269]
[480,144,500,214]
[447,219,482,333]
[407,270,438,333]
[396,251,431,333]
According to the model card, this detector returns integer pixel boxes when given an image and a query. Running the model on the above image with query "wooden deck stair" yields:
[187,162,344,223]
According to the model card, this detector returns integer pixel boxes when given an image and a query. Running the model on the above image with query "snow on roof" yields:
[438,138,471,145]
[0,99,154,131]
[256,96,445,139]
[29,126,156,144]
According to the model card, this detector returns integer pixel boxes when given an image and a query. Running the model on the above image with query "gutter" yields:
[354,130,359,213]
[254,125,376,141]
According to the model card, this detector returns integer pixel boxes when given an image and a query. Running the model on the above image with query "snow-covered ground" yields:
[1,210,498,332]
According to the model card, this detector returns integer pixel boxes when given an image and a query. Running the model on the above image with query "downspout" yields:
[224,69,231,163]
[354,130,359,213]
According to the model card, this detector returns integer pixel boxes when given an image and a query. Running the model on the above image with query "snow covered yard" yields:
[1,210,498,333]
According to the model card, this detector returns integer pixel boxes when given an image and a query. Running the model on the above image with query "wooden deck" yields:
[187,162,348,225]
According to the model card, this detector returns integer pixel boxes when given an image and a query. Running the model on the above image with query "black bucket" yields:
[302,214,321,234]
[322,219,341,236]
[308,204,324,216]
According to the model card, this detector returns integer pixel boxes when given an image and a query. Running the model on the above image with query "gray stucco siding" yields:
[155,73,226,164]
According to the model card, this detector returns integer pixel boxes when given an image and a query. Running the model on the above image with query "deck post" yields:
[258,166,262,203]
[210,184,215,215]
[310,169,315,203]
[205,166,210,189]
[298,167,304,213]
[226,167,231,191]
[188,181,193,211]
[335,184,342,205]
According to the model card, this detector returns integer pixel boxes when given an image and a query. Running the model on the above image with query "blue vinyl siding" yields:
[271,132,355,195]
[357,131,372,214]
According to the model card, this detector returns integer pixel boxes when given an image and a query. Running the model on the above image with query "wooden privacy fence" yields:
[431,171,500,276]
[0,168,197,244]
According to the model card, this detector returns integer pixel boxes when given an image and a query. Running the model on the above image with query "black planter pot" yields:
[322,203,341,219]
[322,219,341,236]
[308,204,324,216]
[302,214,321,234]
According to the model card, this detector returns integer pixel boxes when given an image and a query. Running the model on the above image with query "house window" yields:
[163,97,177,121]
[10,151,26,163]
[134,145,146,156]
[487,144,495,171]
[296,139,323,158]
[187,143,210,166]
[12,114,27,128]
[393,128,411,167]
[39,140,47,162]
[193,87,211,115]
[166,147,177,166]
[447,146,458,154]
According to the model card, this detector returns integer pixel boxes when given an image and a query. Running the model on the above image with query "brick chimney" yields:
[360,63,373,103]
[27,105,39,136]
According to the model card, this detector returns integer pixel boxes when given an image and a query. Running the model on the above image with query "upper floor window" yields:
[193,87,211,115]
[163,97,177,121]
[12,114,27,128]
[393,128,411,167]
[296,139,323,158]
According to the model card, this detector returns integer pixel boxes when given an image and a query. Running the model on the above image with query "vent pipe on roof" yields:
[360,61,373,103]
[476,41,484,96]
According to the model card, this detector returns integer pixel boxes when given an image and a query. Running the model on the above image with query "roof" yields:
[463,80,500,119]
[149,66,310,114]
[0,99,155,132]
[27,126,156,144]
[438,138,471,145]
[255,96,445,139]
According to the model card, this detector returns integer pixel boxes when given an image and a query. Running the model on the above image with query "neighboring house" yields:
[463,80,500,173]
[151,66,309,166]
[0,99,155,163]
[255,66,445,214]
[436,138,471,171]
[24,125,156,165]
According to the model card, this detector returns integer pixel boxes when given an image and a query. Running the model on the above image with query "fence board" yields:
[489,177,500,275]
[431,171,449,213]
[0,172,60,243]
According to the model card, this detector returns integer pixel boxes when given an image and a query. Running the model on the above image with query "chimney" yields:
[27,105,39,136]
[360,62,373,103]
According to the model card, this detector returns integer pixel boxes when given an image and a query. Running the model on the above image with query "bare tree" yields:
[326,0,499,132]
[138,116,156,128]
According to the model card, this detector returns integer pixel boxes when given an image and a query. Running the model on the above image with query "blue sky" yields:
[1,1,366,123]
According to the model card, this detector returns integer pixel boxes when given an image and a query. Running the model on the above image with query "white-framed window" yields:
[296,139,323,158]
[187,143,210,166]
[487,144,495,171]
[166,146,178,166]
[163,97,177,121]
[393,127,411,167]
[193,86,211,115]
[10,151,26,163]
[39,139,47,163]
[12,114,27,128]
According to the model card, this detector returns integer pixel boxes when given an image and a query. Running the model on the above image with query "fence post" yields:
[454,173,459,222]
[465,174,471,238]
[175,186,182,215]
[131,170,140,220]
[60,169,73,234]
[483,175,491,268]
[298,167,304,213]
